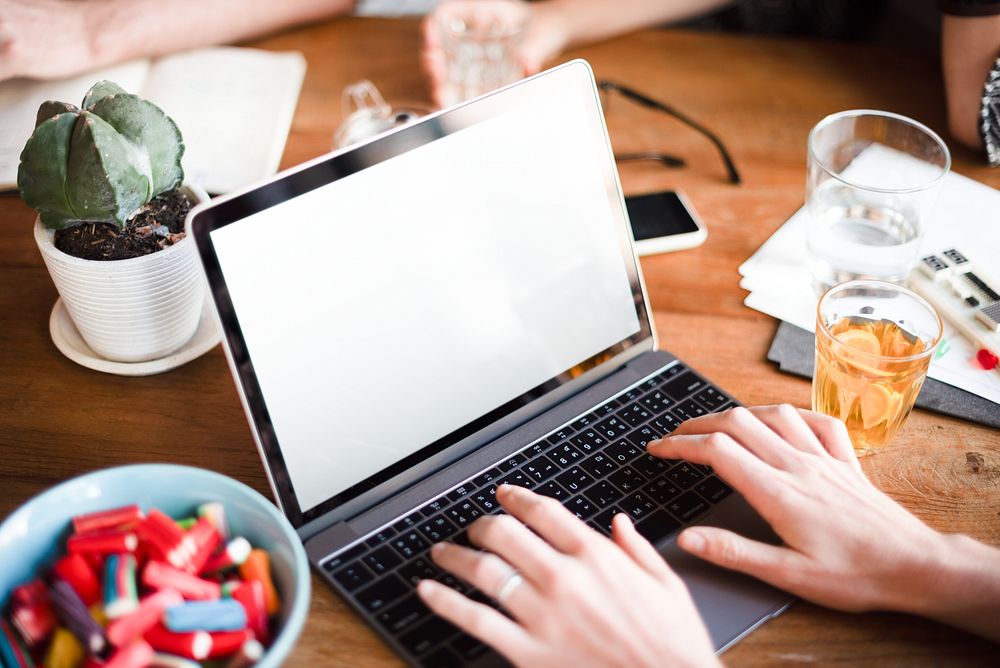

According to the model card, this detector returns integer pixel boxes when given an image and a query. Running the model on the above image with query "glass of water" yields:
[805,110,951,293]
[436,0,527,108]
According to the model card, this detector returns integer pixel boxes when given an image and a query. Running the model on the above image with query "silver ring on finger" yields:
[494,569,523,605]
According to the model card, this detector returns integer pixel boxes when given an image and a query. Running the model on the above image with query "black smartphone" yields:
[624,190,707,255]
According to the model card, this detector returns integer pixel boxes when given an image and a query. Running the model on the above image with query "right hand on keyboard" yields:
[648,405,1000,641]
[416,484,722,668]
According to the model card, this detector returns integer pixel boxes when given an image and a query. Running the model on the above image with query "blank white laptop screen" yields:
[209,87,640,512]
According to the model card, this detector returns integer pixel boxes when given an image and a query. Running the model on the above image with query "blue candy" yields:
[164,599,247,632]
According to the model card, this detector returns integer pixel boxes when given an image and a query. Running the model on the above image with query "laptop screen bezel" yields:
[188,60,655,529]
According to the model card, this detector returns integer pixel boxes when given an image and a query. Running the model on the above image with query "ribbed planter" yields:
[34,183,209,363]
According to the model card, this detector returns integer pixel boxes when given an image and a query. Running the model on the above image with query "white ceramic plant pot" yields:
[34,183,209,363]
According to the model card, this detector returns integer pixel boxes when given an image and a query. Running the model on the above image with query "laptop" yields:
[187,60,793,667]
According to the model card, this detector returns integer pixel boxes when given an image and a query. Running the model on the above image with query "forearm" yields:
[531,0,735,53]
[941,14,1000,151]
[83,0,352,68]
[903,533,1000,641]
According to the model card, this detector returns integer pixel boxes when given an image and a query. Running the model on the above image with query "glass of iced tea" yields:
[813,280,942,455]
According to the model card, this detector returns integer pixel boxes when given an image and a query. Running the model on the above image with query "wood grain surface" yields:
[1,17,998,667]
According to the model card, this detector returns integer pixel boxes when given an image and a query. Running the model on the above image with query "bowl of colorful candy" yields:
[0,464,310,667]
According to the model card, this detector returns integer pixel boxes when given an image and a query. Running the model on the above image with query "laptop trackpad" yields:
[659,509,793,652]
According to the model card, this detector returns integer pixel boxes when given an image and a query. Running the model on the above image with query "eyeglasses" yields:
[597,80,742,185]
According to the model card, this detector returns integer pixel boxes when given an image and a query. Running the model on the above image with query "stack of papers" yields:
[0,47,306,195]
[739,144,1000,406]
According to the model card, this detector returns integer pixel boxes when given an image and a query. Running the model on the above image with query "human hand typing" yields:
[649,405,1000,639]
[416,483,721,668]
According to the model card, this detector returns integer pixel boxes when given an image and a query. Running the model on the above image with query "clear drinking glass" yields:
[806,110,951,293]
[436,0,527,108]
[813,280,942,456]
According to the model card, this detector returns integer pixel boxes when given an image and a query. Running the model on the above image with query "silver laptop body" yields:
[188,60,792,667]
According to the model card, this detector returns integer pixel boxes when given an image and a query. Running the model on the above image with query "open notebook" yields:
[0,47,306,195]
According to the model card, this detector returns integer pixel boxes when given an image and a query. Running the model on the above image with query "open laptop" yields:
[187,60,793,667]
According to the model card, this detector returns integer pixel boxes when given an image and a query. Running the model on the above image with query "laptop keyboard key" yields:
[658,364,685,381]
[548,429,572,444]
[570,413,598,430]
[363,545,403,576]
[641,391,671,413]
[451,530,472,547]
[695,387,729,410]
[399,616,460,656]
[420,497,448,517]
[323,543,365,572]
[555,466,594,493]
[590,507,618,535]
[634,510,682,545]
[634,453,669,478]
[451,634,491,661]
[579,453,616,479]
[523,455,559,483]
[673,398,709,421]
[566,496,598,521]
[549,443,583,467]
[392,512,421,533]
[620,387,644,403]
[644,478,682,505]
[667,492,710,523]
[583,480,623,508]
[618,492,657,521]
[536,480,570,500]
[376,594,430,634]
[619,402,654,427]
[497,470,535,489]
[419,515,459,543]
[423,647,463,668]
[652,414,682,435]
[593,400,619,416]
[399,557,442,586]
[626,425,661,449]
[667,463,706,489]
[497,453,528,472]
[572,430,607,454]
[391,531,430,560]
[365,529,396,549]
[356,574,408,612]
[594,416,630,440]
[661,372,707,402]
[446,501,483,528]
[472,468,503,487]
[695,476,734,503]
[607,466,646,493]
[471,487,500,514]
[605,439,642,464]
[446,484,474,503]
[332,561,375,592]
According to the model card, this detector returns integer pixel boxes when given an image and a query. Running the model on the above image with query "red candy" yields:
[976,348,999,370]
[5,502,281,667]
[229,580,270,645]
[52,553,101,606]
[143,561,220,601]
[73,505,144,534]
[9,580,56,646]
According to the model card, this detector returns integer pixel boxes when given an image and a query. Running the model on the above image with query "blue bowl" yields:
[0,464,310,666]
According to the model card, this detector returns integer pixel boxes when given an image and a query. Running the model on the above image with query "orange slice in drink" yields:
[835,328,881,356]
[860,383,896,430]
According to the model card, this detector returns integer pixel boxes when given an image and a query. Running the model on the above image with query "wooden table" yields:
[2,17,998,667]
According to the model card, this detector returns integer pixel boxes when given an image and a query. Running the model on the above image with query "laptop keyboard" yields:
[319,361,735,667]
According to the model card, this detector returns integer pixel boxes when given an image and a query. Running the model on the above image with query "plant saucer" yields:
[48,293,221,376]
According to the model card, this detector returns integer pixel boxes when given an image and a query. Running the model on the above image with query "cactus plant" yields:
[17,81,184,230]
